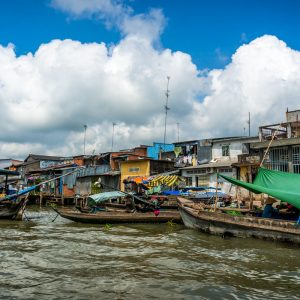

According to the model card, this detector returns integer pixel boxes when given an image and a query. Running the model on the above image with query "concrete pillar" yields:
[287,123,292,138]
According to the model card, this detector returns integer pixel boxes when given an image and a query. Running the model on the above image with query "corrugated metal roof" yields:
[24,154,73,162]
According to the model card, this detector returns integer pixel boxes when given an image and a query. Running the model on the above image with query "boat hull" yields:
[57,209,182,224]
[0,198,27,220]
[178,197,300,244]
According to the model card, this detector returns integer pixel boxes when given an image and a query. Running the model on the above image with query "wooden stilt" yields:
[214,175,219,212]
[249,192,253,209]
[237,186,241,209]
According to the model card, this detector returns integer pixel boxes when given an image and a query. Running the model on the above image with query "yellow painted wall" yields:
[239,166,250,198]
[238,166,260,201]
[120,160,150,191]
[239,166,248,182]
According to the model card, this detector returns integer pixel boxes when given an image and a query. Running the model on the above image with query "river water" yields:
[0,208,299,300]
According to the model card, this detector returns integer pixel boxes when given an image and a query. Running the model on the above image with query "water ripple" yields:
[0,208,299,299]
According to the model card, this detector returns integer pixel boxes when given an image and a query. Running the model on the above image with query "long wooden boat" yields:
[0,196,28,220]
[55,208,182,224]
[177,197,300,244]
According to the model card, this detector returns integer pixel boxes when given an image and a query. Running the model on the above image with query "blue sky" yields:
[1,0,299,69]
[1,0,300,158]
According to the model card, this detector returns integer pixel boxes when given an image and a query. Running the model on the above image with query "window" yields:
[186,169,206,175]
[222,145,230,156]
[197,175,210,187]
[129,167,140,172]
[218,167,233,173]
[186,177,193,186]
[293,146,300,173]
[266,147,288,172]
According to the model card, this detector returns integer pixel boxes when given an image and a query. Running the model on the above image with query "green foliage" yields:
[103,223,112,231]
[167,219,175,227]
[49,203,57,210]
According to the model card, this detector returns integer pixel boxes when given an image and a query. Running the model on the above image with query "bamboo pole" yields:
[39,192,43,208]
[214,174,219,212]
[260,124,282,167]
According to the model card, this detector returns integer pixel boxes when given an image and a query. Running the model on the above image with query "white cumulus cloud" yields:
[191,35,300,138]
[50,0,166,43]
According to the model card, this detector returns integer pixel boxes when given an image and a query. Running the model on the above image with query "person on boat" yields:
[286,204,300,220]
[125,196,135,212]
[262,198,279,218]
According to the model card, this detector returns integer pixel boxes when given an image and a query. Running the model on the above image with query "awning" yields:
[148,175,184,187]
[126,176,148,184]
[220,167,300,209]
[87,191,126,206]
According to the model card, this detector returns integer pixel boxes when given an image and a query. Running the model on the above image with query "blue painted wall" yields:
[147,142,174,160]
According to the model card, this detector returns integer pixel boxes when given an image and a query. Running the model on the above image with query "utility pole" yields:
[163,76,171,151]
[177,122,180,142]
[248,112,251,136]
[111,122,116,152]
[83,124,87,155]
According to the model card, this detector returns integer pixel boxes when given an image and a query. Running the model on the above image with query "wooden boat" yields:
[0,167,82,221]
[55,207,182,224]
[0,169,30,220]
[177,197,300,244]
[0,196,29,220]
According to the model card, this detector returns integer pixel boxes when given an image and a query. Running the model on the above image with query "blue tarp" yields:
[192,191,227,199]
[1,186,37,201]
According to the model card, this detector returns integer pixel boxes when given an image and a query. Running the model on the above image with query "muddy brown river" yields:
[0,208,299,299]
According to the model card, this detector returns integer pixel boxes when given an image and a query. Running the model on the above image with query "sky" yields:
[1,0,300,159]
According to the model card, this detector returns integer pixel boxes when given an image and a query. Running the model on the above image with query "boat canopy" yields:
[87,191,126,206]
[3,186,37,201]
[0,169,19,176]
[220,168,300,209]
[147,175,184,187]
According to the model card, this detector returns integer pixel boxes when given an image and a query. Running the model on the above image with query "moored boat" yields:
[55,207,182,224]
[178,197,300,244]
[0,196,28,220]
[0,169,31,220]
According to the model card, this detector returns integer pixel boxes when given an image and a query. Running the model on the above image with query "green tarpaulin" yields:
[220,168,300,209]
[87,191,126,206]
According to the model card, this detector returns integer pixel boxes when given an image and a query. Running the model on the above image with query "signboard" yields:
[40,159,74,169]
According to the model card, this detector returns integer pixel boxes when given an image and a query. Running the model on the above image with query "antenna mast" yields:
[83,124,87,155]
[111,122,116,152]
[248,112,251,136]
[163,76,171,150]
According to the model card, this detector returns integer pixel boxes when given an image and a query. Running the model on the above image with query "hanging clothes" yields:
[174,147,182,158]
